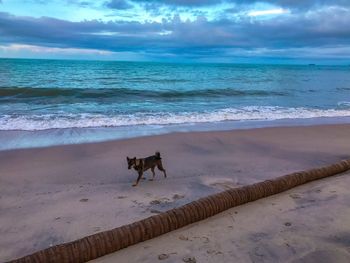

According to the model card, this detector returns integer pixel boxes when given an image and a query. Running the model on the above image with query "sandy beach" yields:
[94,171,350,263]
[1,124,350,262]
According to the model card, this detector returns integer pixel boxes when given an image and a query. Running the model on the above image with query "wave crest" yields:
[1,106,350,131]
[0,86,288,101]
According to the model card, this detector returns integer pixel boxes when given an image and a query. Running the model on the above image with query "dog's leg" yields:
[157,163,167,178]
[149,167,155,181]
[133,171,143,187]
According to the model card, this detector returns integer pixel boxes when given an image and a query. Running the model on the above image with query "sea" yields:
[1,58,350,150]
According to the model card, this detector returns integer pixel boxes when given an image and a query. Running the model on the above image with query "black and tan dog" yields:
[127,151,167,186]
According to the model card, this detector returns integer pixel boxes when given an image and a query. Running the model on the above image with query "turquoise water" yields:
[0,58,350,131]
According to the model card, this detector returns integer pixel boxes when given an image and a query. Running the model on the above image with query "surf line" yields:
[8,159,350,263]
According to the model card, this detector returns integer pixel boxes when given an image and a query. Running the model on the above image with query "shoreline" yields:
[1,123,350,261]
[1,116,350,151]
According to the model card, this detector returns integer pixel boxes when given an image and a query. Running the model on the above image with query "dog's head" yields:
[126,156,136,169]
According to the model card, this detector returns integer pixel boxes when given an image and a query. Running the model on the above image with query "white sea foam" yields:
[1,106,350,131]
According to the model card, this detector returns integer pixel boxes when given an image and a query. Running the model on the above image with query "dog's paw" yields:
[149,178,154,181]
[132,183,137,187]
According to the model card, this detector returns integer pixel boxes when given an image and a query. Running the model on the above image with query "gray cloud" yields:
[105,0,133,10]
[105,0,350,9]
[1,5,350,60]
[237,0,350,9]
[130,0,221,7]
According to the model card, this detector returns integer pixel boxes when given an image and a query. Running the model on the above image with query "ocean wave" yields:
[1,106,350,131]
[338,101,350,107]
[0,86,288,101]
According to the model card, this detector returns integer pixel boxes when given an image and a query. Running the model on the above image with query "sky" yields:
[0,0,350,64]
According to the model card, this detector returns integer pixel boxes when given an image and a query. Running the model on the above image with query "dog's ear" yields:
[126,156,130,161]
[133,157,136,160]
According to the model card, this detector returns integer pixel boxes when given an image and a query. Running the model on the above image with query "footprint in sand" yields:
[193,236,210,243]
[150,198,170,205]
[158,253,177,260]
[207,249,223,255]
[173,194,185,200]
[289,193,301,199]
[183,257,196,263]
[158,254,169,260]
[150,209,162,214]
[79,198,89,202]
[179,235,189,241]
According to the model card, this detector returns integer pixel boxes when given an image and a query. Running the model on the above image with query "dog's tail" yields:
[155,151,161,159]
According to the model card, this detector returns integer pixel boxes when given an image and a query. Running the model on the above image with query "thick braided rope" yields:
[8,159,350,263]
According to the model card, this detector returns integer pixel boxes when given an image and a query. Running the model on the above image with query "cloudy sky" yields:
[0,0,350,63]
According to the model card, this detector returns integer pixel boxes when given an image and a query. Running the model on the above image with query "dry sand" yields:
[1,124,350,262]
[94,172,350,263]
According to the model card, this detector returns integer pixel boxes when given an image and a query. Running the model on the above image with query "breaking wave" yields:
[1,106,350,131]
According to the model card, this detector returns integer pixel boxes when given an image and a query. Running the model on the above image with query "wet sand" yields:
[1,124,350,262]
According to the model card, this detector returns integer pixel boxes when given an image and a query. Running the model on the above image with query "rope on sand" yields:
[8,159,350,263]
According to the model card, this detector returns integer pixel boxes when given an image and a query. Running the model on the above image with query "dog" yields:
[126,151,167,186]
